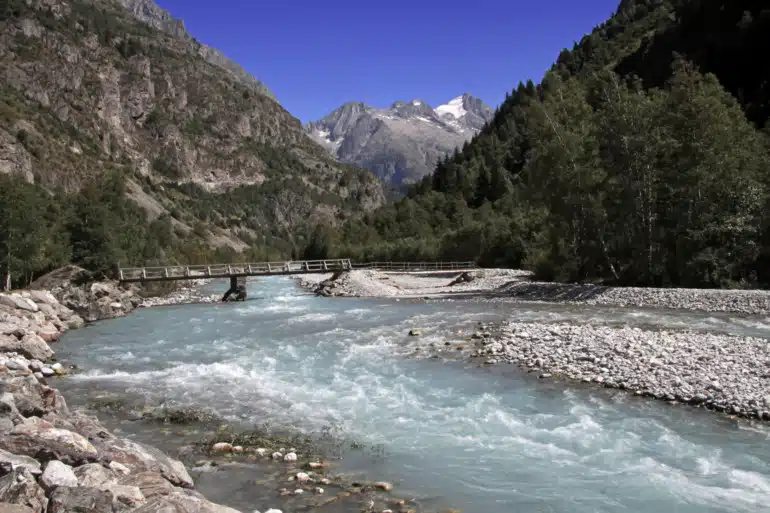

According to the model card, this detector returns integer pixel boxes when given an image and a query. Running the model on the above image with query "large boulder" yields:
[0,335,53,362]
[4,377,67,417]
[0,468,47,512]
[40,460,78,491]
[0,449,41,477]
[102,439,193,488]
[0,418,99,465]
[47,486,112,513]
[0,296,37,314]
[105,484,145,511]
[25,291,57,306]
[118,472,175,499]
[73,463,117,488]
[133,492,242,513]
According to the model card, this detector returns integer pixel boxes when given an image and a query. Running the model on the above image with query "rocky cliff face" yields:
[0,0,384,250]
[114,0,276,101]
[305,93,494,185]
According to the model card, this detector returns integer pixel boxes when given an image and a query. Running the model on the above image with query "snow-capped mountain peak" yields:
[434,96,467,120]
[304,93,494,186]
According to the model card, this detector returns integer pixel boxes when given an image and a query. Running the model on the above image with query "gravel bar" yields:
[469,321,770,421]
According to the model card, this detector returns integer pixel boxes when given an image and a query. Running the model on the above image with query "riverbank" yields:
[297,269,770,315]
[0,279,257,512]
[2,273,429,513]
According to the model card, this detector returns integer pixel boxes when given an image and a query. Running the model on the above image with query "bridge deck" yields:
[118,259,353,283]
[117,260,477,283]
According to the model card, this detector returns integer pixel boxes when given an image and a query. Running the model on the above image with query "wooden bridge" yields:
[117,259,354,283]
[117,259,477,302]
[117,260,477,283]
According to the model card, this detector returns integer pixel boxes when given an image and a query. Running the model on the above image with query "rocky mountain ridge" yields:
[0,0,384,255]
[305,93,494,185]
[114,0,276,101]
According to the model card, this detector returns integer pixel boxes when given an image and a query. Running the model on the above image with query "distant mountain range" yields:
[305,94,495,186]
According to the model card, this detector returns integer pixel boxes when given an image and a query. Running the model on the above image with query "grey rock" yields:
[74,463,117,488]
[102,438,193,488]
[118,471,175,499]
[0,418,99,465]
[0,449,42,476]
[0,334,53,362]
[0,503,35,513]
[132,491,242,513]
[0,296,37,314]
[0,468,47,512]
[47,486,113,513]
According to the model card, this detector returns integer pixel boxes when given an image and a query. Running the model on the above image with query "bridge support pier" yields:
[222,276,247,302]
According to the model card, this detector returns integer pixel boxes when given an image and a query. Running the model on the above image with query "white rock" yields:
[255,448,267,456]
[271,452,283,460]
[108,461,131,475]
[51,363,64,372]
[313,487,324,494]
[41,460,78,490]
[0,293,39,312]
[295,472,310,483]
[212,442,233,452]
[293,489,304,495]
[283,452,297,462]
[265,510,283,513]
[41,367,55,377]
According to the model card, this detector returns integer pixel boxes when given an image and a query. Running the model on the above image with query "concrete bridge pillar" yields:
[222,276,247,302]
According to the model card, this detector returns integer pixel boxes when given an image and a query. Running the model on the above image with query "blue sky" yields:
[155,0,620,122]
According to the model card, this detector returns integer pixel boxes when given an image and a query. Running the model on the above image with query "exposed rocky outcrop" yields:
[30,266,140,323]
[0,0,385,253]
[0,352,244,513]
[114,0,276,101]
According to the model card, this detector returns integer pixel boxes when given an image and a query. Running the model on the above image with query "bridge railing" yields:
[352,261,477,272]
[118,259,352,282]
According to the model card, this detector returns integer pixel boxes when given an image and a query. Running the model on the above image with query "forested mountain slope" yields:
[332,0,770,288]
[0,0,384,286]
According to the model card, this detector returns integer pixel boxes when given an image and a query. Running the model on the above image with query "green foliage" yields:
[336,0,770,290]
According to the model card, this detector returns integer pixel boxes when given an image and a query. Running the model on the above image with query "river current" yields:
[57,277,770,513]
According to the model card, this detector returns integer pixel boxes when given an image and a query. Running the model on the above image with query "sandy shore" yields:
[297,269,770,315]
